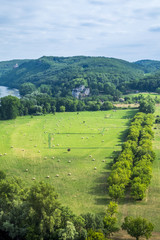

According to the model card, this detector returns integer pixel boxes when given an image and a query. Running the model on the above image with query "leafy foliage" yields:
[139,99,155,114]
[0,175,120,240]
[0,56,144,98]
[103,202,119,236]
[0,95,20,120]
[86,229,106,240]
[0,59,29,77]
[108,112,155,201]
[122,216,154,240]
[1,57,160,99]
[134,59,160,73]
[19,82,36,96]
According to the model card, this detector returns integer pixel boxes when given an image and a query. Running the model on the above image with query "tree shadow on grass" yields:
[89,171,111,207]
[121,109,138,120]
[118,128,129,143]
[89,126,131,208]
[118,188,144,206]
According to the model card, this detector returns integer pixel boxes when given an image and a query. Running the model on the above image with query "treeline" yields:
[108,112,155,201]
[0,94,114,120]
[0,173,154,240]
[129,73,160,93]
[123,93,160,105]
[0,91,156,120]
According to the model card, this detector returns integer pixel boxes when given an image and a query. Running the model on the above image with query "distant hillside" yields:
[133,71,160,92]
[0,59,29,78]
[1,56,160,98]
[0,56,144,96]
[134,59,160,73]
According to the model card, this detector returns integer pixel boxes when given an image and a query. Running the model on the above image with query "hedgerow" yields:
[108,112,155,201]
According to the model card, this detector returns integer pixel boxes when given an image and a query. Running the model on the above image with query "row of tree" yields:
[130,114,155,200]
[107,112,155,201]
[124,94,159,106]
[0,84,156,121]
[0,172,154,240]
[0,94,114,120]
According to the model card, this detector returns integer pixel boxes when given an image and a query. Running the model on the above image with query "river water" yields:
[0,86,20,98]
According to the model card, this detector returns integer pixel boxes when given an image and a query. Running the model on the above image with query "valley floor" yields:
[1,107,160,233]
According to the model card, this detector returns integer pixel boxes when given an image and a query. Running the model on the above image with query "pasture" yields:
[1,107,160,235]
[0,109,135,214]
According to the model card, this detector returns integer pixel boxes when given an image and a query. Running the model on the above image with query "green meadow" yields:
[1,107,160,233]
[0,109,135,215]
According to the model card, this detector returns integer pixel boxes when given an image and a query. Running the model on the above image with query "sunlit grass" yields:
[0,109,136,214]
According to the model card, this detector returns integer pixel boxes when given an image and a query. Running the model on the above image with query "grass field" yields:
[123,92,160,100]
[0,109,135,215]
[1,107,160,235]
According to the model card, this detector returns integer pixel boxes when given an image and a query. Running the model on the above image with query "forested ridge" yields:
[0,56,160,99]
[0,59,29,78]
[0,56,142,97]
[134,59,160,73]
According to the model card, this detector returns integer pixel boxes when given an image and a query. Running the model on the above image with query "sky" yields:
[1,0,160,62]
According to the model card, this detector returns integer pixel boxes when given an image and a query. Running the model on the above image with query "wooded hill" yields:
[0,59,29,77]
[134,59,160,73]
[0,56,160,97]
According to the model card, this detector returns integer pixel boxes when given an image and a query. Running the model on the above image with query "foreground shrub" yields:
[122,216,154,240]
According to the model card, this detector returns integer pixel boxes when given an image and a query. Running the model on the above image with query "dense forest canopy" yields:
[0,56,145,94]
[0,59,29,77]
[134,59,160,73]
[0,56,160,99]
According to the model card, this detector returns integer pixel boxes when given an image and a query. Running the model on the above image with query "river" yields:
[0,86,20,98]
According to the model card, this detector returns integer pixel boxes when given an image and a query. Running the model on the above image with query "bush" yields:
[122,216,154,240]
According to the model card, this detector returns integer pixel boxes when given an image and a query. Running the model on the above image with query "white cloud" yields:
[0,0,160,61]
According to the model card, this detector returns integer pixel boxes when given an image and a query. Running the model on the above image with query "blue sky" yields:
[0,0,160,61]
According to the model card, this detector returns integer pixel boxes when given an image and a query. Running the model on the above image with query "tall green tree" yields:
[139,99,155,114]
[103,202,119,236]
[0,95,20,120]
[26,181,61,240]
